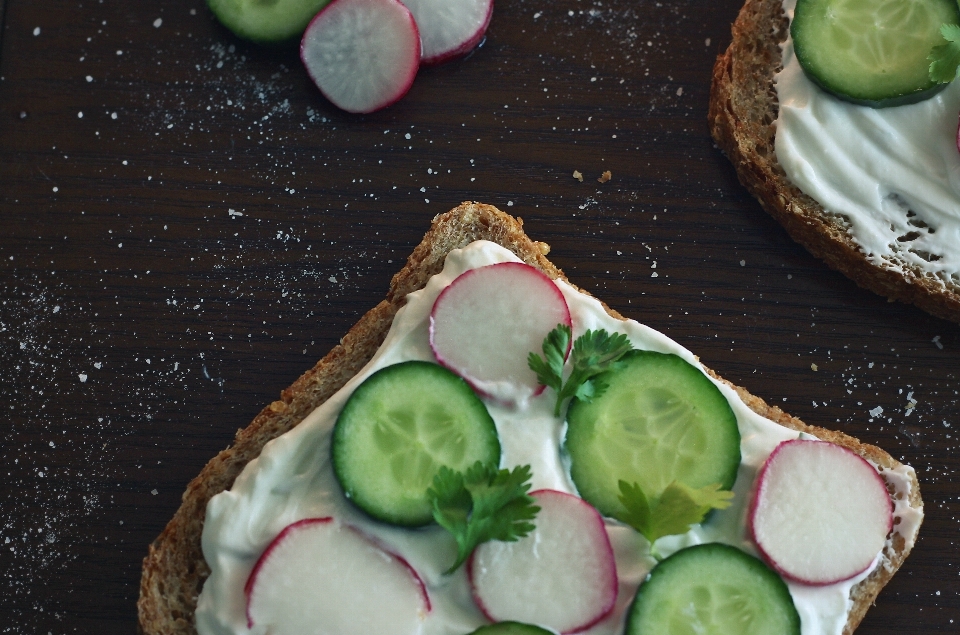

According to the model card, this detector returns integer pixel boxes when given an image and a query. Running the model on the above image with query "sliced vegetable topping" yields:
[401,0,493,65]
[625,544,800,635]
[245,518,430,635]
[564,351,740,520]
[749,439,893,585]
[300,0,421,114]
[792,0,960,107]
[468,490,617,634]
[431,262,571,405]
[468,623,556,635]
[428,462,539,573]
[208,0,331,43]
[333,361,500,526]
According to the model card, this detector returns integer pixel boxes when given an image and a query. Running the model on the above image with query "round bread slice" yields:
[708,0,960,324]
[138,202,923,635]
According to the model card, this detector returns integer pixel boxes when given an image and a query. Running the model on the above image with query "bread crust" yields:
[708,0,960,324]
[139,202,922,635]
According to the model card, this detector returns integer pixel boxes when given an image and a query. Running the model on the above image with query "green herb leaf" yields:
[617,480,734,546]
[428,462,539,574]
[929,23,960,84]
[528,325,634,417]
[527,323,571,394]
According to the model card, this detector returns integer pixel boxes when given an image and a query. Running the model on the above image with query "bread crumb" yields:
[598,170,612,183]
[810,363,818,371]
[572,170,583,182]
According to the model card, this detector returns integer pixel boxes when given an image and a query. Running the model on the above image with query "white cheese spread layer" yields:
[196,240,921,635]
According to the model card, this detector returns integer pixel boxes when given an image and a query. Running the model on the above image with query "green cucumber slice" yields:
[792,0,960,107]
[564,351,740,519]
[468,623,555,635]
[333,361,500,526]
[625,543,800,635]
[207,0,331,43]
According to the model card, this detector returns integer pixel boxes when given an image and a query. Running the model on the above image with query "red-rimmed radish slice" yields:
[400,0,493,65]
[748,439,893,586]
[468,490,617,634]
[300,0,421,114]
[430,262,571,405]
[245,518,430,634]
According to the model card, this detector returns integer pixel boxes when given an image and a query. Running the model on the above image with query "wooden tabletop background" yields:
[1,0,958,632]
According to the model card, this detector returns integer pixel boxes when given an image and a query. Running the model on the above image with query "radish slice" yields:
[468,490,617,634]
[245,518,430,634]
[300,0,421,114]
[749,439,893,586]
[400,0,493,65]
[430,262,571,405]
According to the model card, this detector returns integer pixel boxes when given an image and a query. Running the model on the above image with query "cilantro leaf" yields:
[528,325,634,417]
[527,323,571,394]
[617,480,734,547]
[428,462,539,574]
[929,23,960,84]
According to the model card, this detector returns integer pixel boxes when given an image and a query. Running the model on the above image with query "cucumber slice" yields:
[207,0,332,43]
[565,351,740,520]
[792,0,960,107]
[625,543,800,635]
[468,623,555,635]
[333,361,500,526]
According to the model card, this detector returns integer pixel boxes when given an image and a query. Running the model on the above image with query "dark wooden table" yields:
[1,0,957,632]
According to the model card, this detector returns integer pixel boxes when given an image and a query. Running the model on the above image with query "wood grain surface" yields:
[1,0,958,633]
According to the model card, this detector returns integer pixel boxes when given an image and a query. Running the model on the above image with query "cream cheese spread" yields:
[776,0,960,284]
[196,240,921,635]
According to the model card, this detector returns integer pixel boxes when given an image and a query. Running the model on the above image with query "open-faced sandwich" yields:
[139,203,923,635]
[710,0,960,323]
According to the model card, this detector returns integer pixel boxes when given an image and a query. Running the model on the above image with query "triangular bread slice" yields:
[709,0,960,323]
[138,201,922,635]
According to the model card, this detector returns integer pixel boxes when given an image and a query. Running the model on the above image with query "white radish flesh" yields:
[469,489,617,634]
[400,0,493,65]
[749,439,893,586]
[245,518,430,634]
[300,0,420,113]
[430,262,571,405]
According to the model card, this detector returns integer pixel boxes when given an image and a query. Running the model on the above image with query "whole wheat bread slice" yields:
[709,0,960,324]
[139,201,922,635]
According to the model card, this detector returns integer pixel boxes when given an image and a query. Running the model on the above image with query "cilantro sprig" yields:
[427,462,540,574]
[617,480,734,556]
[929,24,960,84]
[528,324,634,417]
